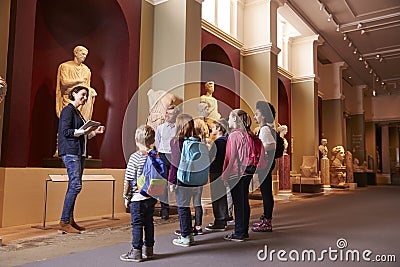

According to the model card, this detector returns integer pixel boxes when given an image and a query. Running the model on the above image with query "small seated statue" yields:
[300,156,318,178]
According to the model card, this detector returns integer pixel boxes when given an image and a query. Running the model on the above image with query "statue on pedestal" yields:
[277,124,290,190]
[54,46,97,157]
[0,76,7,103]
[318,139,330,185]
[199,81,221,121]
[146,89,176,131]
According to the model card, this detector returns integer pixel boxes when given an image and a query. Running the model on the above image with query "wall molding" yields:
[291,74,319,84]
[241,43,281,56]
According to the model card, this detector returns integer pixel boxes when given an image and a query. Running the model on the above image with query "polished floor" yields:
[0,186,399,267]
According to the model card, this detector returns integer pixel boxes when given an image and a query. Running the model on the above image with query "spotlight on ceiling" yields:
[343,34,347,40]
[336,25,340,32]
[328,14,332,22]
[379,57,383,62]
[319,2,325,11]
[357,23,362,29]
[353,48,357,54]
[372,90,376,96]
[359,56,363,61]
[369,69,373,74]
[348,41,352,47]
[361,30,365,35]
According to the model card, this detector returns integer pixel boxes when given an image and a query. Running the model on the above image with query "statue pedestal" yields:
[278,154,291,190]
[320,157,330,186]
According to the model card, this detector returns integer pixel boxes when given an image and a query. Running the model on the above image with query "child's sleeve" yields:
[123,153,138,200]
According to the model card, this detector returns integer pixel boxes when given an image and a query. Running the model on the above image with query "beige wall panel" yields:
[1,168,125,227]
[322,99,344,149]
[365,122,377,172]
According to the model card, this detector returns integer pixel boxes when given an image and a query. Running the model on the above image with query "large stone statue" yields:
[146,89,176,131]
[200,81,221,121]
[56,46,97,121]
[0,76,7,103]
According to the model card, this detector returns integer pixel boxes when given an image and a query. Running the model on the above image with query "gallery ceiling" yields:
[286,0,400,96]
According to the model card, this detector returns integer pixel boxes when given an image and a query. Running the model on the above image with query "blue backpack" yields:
[136,150,167,197]
[177,137,210,186]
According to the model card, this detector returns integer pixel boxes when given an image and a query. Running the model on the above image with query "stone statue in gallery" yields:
[0,76,7,103]
[319,138,328,159]
[146,89,176,131]
[200,81,221,121]
[56,45,97,121]
[277,124,289,154]
[330,145,346,185]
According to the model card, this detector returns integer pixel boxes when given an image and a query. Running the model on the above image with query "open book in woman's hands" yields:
[78,120,101,131]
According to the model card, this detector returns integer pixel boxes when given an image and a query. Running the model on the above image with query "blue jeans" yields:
[228,174,252,239]
[192,186,203,227]
[130,198,157,249]
[175,187,196,237]
[61,154,85,223]
[158,153,171,213]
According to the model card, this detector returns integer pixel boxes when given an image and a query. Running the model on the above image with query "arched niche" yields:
[201,44,238,118]
[29,0,130,167]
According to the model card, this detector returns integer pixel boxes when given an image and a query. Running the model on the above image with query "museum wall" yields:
[1,0,142,168]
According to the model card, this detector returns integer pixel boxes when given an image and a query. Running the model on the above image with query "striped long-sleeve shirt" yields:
[123,151,149,202]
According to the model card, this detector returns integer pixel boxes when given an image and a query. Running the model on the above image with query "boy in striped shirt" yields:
[120,125,157,262]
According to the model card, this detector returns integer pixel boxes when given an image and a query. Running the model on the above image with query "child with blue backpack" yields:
[169,114,209,247]
[120,125,161,262]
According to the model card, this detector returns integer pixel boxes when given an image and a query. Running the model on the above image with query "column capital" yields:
[145,0,168,5]
[241,43,281,56]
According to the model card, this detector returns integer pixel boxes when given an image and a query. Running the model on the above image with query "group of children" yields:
[120,100,277,262]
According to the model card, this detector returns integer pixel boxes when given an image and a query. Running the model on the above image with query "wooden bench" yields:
[32,174,116,230]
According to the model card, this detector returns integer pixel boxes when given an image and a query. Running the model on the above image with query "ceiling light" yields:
[319,2,325,11]
[369,69,373,74]
[348,41,352,47]
[328,14,332,22]
[357,23,362,29]
[360,30,365,35]
[372,90,376,96]
[359,56,363,61]
[343,34,347,40]
[365,64,369,69]
[379,57,383,62]
[381,82,385,85]
[336,25,340,32]
[376,54,380,58]
[376,77,379,82]
[348,76,352,79]
[353,48,358,54]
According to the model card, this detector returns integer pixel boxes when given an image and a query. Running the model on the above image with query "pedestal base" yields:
[43,158,102,168]
[320,158,330,186]
[278,154,291,190]
[354,172,367,187]
[292,183,323,193]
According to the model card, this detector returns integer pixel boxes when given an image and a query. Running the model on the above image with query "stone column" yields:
[150,0,202,115]
[381,124,390,175]
[290,35,323,173]
[241,0,284,114]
